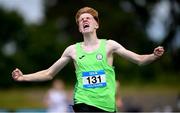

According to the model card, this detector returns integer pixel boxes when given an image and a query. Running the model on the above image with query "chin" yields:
[82,30,94,34]
[82,31,91,34]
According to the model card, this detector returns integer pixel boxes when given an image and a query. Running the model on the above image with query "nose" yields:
[82,19,87,23]
[82,17,88,22]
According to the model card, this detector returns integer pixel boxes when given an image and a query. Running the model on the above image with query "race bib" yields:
[82,70,106,88]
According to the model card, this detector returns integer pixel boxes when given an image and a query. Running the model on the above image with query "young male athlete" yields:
[12,7,164,112]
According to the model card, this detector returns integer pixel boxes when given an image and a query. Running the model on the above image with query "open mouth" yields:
[83,24,90,29]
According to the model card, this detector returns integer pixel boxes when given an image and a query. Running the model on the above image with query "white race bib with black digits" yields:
[82,70,106,88]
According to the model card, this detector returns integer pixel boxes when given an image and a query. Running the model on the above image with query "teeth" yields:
[83,23,89,28]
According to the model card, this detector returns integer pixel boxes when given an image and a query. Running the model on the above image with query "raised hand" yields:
[12,68,24,81]
[153,46,164,57]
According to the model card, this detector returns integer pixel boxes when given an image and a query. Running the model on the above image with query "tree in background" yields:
[0,0,179,88]
[0,8,29,87]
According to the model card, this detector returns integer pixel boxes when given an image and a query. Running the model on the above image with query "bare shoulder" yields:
[63,44,76,59]
[106,39,120,46]
[106,39,125,53]
[66,44,76,51]
[64,44,76,54]
[106,39,121,49]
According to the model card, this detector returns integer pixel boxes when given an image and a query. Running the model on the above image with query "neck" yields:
[82,32,99,46]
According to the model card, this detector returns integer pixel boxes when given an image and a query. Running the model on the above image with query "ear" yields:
[95,24,99,29]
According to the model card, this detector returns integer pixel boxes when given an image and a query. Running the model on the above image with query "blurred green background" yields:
[0,0,180,112]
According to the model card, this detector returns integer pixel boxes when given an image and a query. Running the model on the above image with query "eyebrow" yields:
[80,15,92,18]
[79,16,92,21]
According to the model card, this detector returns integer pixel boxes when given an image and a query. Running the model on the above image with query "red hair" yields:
[75,7,99,25]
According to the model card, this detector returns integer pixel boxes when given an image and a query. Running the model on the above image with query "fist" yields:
[12,68,24,81]
[153,46,164,57]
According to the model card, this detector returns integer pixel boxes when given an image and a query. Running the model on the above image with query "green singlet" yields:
[74,39,116,112]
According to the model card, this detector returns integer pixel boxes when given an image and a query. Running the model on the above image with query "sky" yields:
[0,0,44,24]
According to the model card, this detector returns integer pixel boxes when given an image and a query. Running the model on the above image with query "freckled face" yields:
[78,13,99,34]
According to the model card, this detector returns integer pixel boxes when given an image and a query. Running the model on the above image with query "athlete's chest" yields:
[77,52,105,65]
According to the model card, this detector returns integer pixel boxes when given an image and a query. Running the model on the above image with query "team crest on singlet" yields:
[96,53,103,60]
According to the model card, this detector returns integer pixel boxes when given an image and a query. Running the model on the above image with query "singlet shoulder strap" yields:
[100,39,107,48]
[75,42,81,52]
[98,39,107,53]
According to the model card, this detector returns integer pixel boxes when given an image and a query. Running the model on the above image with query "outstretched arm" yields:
[109,40,164,66]
[12,45,73,82]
